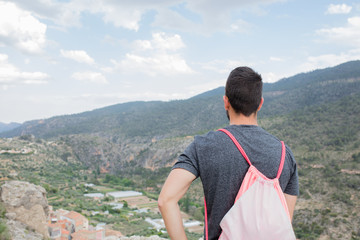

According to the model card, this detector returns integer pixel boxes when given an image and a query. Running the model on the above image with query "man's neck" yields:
[229,113,258,126]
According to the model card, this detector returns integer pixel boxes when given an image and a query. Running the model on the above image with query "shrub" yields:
[0,220,11,240]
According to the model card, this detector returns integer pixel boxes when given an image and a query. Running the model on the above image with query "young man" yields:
[158,67,299,240]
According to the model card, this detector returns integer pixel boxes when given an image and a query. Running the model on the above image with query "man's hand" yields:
[158,169,196,240]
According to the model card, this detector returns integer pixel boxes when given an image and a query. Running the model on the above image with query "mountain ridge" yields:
[0,122,21,134]
[1,60,360,139]
[265,60,360,91]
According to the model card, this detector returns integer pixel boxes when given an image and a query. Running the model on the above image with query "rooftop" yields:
[107,191,142,198]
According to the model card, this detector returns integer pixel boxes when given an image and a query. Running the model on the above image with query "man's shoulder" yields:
[193,130,222,145]
[194,125,274,143]
[223,125,277,140]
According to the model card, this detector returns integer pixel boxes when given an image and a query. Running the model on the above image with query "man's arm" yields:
[284,193,297,221]
[158,168,196,240]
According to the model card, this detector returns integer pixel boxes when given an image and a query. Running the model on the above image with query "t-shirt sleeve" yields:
[172,140,200,178]
[284,147,299,196]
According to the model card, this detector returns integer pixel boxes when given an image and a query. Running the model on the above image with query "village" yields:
[48,187,203,240]
[0,138,204,240]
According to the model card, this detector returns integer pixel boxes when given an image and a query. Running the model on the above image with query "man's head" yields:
[225,66,263,117]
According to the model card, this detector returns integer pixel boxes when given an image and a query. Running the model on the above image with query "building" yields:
[71,229,104,240]
[106,191,142,200]
[84,193,104,199]
[48,219,72,240]
[48,208,122,240]
[61,211,89,232]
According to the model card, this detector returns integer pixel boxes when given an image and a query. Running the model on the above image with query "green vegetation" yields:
[0,220,11,240]
[0,203,10,240]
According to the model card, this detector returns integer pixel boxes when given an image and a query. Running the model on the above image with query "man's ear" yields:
[257,97,264,111]
[223,96,230,110]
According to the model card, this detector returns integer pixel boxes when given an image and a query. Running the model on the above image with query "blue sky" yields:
[0,0,360,123]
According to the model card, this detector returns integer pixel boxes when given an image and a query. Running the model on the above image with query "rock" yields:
[5,212,16,220]
[5,219,43,240]
[0,181,49,238]
[119,236,167,240]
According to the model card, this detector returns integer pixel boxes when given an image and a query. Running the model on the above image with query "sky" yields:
[0,0,360,123]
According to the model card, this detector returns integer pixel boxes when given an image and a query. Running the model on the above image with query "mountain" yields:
[0,122,21,133]
[0,60,359,175]
[1,60,360,172]
[261,60,360,116]
[2,60,360,140]
[0,93,227,139]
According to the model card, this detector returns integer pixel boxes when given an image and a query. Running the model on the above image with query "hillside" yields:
[1,60,359,174]
[2,61,360,140]
[262,93,360,239]
[0,122,21,134]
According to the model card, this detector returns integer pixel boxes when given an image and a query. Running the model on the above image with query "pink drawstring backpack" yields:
[204,129,296,240]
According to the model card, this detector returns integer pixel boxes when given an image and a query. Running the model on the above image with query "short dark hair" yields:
[225,66,263,116]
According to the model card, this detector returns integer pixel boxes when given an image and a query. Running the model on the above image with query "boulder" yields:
[0,181,49,238]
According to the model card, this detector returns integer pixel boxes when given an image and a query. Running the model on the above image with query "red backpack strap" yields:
[204,196,209,240]
[276,141,286,179]
[218,128,252,166]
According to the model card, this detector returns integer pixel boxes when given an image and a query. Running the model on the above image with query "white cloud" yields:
[229,19,251,33]
[153,6,252,35]
[22,79,48,85]
[9,0,281,34]
[134,40,153,51]
[60,50,95,65]
[200,59,249,74]
[113,32,193,76]
[262,72,285,83]
[8,0,142,30]
[299,49,360,73]
[0,1,47,54]
[317,17,360,47]
[326,4,352,14]
[133,32,185,52]
[152,32,185,51]
[153,8,200,33]
[0,54,48,86]
[114,53,193,76]
[8,0,82,28]
[72,71,108,84]
[180,0,284,34]
[98,6,142,31]
[270,57,284,62]
[74,0,152,31]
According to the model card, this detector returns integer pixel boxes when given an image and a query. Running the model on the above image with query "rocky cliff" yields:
[0,181,49,239]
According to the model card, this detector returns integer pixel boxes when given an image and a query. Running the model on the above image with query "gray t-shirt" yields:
[173,125,299,240]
